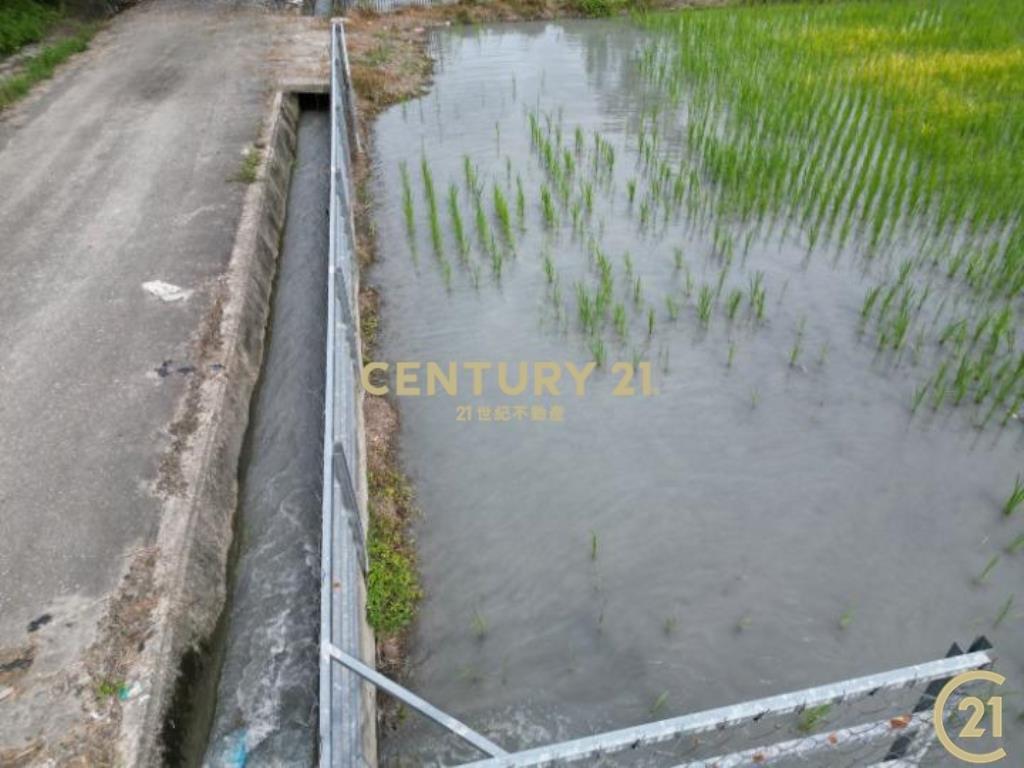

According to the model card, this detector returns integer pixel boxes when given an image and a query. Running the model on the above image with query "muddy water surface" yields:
[204,109,328,767]
[370,21,1024,765]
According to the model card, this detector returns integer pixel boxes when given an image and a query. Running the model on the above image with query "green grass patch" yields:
[571,0,649,18]
[366,469,423,635]
[0,0,59,57]
[0,25,96,111]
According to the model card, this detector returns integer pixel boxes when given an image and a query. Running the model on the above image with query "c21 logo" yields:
[934,670,1007,764]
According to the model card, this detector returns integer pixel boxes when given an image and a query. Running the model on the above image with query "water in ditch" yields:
[203,107,329,768]
[369,20,1024,766]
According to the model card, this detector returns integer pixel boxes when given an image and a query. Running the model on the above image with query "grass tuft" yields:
[0,25,96,111]
[231,146,262,184]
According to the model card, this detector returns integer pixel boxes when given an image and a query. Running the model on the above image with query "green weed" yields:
[231,146,262,184]
[797,704,831,733]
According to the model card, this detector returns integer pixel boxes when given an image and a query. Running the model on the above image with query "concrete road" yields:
[0,1,324,762]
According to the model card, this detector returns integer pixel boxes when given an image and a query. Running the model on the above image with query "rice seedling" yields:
[494,184,513,244]
[650,691,669,716]
[860,285,882,321]
[890,304,912,351]
[613,303,627,338]
[1007,533,1024,555]
[474,195,492,256]
[750,390,760,409]
[627,179,637,205]
[516,175,526,229]
[575,282,595,333]
[472,610,488,640]
[1003,475,1024,517]
[399,161,416,241]
[665,295,680,321]
[673,247,684,271]
[696,285,714,327]
[662,616,677,636]
[543,251,555,284]
[491,246,503,280]
[630,347,642,370]
[448,184,468,258]
[930,358,951,410]
[441,259,452,290]
[590,531,598,561]
[993,595,1014,628]
[725,289,742,321]
[420,156,443,258]
[639,200,651,227]
[974,555,1000,585]
[911,383,928,414]
[633,276,643,306]
[789,318,806,368]
[563,149,575,177]
[748,271,766,321]
[647,306,655,337]
[590,336,606,368]
[727,342,735,368]
[541,184,556,228]
[463,154,479,196]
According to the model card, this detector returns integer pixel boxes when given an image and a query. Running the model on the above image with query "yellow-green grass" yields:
[0,25,96,111]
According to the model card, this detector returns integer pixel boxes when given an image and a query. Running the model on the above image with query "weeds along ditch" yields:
[367,3,1024,764]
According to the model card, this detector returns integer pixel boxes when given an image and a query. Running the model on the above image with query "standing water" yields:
[204,108,329,767]
[369,21,1024,765]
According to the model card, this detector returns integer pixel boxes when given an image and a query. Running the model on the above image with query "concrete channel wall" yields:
[118,91,303,765]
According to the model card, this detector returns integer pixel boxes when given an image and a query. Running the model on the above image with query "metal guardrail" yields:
[462,645,994,767]
[326,636,992,766]
[321,19,370,768]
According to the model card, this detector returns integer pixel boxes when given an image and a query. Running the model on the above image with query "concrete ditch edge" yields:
[114,91,301,767]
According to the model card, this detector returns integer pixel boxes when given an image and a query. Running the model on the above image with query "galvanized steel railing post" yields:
[322,19,369,768]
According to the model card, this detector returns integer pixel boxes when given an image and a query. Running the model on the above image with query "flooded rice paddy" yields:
[369,11,1024,766]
